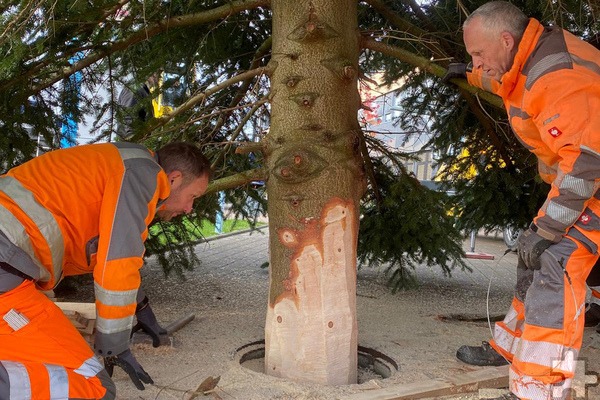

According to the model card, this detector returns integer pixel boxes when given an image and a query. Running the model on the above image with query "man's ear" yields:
[167,170,183,189]
[501,31,515,51]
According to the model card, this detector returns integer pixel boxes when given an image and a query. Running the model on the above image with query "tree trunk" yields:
[264,0,364,385]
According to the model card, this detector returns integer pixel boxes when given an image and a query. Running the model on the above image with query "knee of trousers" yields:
[525,251,572,329]
[525,239,590,329]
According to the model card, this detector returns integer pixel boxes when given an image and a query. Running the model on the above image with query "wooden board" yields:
[55,302,96,344]
[464,252,495,260]
[55,302,96,320]
[344,366,509,400]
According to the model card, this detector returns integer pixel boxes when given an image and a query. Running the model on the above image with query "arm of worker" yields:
[132,287,168,347]
[442,63,471,82]
[465,66,501,94]
[517,72,600,268]
[442,63,502,95]
[93,149,170,389]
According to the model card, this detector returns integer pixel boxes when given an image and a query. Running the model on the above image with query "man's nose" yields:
[472,57,483,69]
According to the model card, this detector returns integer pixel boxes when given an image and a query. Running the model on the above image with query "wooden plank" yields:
[344,366,509,400]
[55,302,96,345]
[55,302,96,320]
[464,252,495,260]
[61,310,89,329]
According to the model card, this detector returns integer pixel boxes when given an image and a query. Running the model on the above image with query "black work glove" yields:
[132,296,167,347]
[104,349,153,390]
[517,227,553,270]
[442,63,471,83]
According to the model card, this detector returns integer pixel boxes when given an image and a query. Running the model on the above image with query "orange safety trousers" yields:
[489,223,599,400]
[0,280,115,399]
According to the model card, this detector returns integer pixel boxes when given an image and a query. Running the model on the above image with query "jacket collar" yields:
[497,18,545,98]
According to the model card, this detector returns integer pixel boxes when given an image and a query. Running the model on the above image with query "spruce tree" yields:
[1,0,597,383]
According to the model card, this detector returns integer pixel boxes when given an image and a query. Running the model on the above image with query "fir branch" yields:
[139,66,267,140]
[364,0,450,60]
[361,36,504,109]
[207,36,272,141]
[2,0,270,97]
[211,97,269,171]
[205,168,267,195]
[363,0,429,39]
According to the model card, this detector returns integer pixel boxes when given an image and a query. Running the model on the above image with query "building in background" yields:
[359,76,438,188]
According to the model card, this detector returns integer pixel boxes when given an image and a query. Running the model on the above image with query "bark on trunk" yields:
[264,0,364,385]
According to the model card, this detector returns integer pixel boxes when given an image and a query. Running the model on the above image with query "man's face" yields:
[463,17,516,80]
[156,172,209,221]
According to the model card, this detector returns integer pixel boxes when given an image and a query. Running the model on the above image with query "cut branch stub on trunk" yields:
[272,148,327,184]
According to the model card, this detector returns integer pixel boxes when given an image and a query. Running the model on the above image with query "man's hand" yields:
[104,349,153,390]
[442,63,471,83]
[517,227,553,270]
[132,296,167,347]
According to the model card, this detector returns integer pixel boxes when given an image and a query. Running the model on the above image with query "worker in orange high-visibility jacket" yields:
[0,141,211,399]
[442,1,600,399]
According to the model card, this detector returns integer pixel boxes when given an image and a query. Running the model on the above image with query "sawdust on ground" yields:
[58,232,600,400]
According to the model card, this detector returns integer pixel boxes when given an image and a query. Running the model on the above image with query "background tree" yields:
[1,0,598,384]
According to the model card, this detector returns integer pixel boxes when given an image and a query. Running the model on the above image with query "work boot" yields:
[585,303,600,327]
[456,341,509,366]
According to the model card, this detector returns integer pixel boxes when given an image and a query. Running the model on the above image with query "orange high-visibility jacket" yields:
[0,142,170,356]
[467,18,600,243]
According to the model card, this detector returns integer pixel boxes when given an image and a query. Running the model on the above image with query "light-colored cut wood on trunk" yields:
[266,198,358,385]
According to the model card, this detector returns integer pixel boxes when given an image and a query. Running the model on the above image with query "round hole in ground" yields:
[234,340,399,383]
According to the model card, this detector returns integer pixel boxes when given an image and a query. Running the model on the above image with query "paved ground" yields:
[178,228,600,400]
[62,227,600,399]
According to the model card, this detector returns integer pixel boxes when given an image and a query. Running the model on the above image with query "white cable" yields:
[562,262,581,349]
[485,249,512,366]
[486,267,494,339]
[486,249,511,340]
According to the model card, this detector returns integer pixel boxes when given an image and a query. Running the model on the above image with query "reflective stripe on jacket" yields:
[0,142,170,354]
[467,18,600,242]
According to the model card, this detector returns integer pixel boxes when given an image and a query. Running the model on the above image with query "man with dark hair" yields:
[444,1,600,399]
[0,141,210,399]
